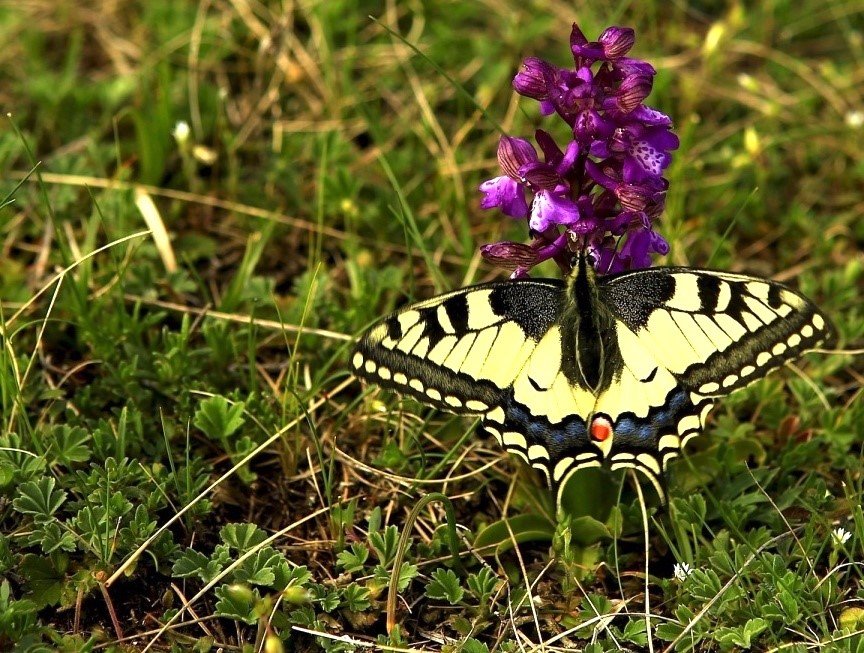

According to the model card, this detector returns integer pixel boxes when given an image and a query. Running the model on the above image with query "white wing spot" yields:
[528,445,549,460]
[659,434,681,450]
[510,449,530,463]
[503,432,527,448]
[367,324,388,345]
[813,314,825,330]
[486,407,505,423]
[553,457,574,482]
[444,395,462,408]
[744,296,777,324]
[397,311,421,333]
[396,323,424,354]
[459,328,496,378]
[393,372,408,385]
[678,415,700,434]
[699,402,714,425]
[637,453,661,475]
[801,324,814,338]
[741,365,756,376]
[715,282,732,311]
[352,352,364,368]
[466,400,488,412]
[782,290,804,308]
[409,379,423,392]
[666,274,704,311]
[411,337,431,358]
[787,333,802,348]
[484,425,503,445]
[772,342,787,356]
[714,314,747,340]
[756,352,771,366]
[425,388,441,401]
[722,374,738,388]
[427,335,458,365]
[740,311,763,332]
[364,360,377,374]
[745,281,771,302]
[378,367,391,380]
[466,290,499,330]
[699,381,720,394]
[662,451,680,468]
[442,333,475,372]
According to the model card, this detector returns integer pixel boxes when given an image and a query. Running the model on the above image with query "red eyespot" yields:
[590,417,613,442]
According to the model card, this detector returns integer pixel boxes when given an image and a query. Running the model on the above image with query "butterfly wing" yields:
[352,279,601,487]
[352,278,567,413]
[597,268,834,395]
[591,267,834,497]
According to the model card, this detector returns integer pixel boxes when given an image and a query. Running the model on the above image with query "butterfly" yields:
[351,254,833,505]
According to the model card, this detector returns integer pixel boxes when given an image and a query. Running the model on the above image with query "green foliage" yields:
[425,568,464,604]
[0,0,859,649]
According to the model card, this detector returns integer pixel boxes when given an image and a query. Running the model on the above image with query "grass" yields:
[0,0,862,651]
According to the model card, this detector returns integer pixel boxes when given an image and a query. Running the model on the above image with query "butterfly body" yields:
[352,257,833,504]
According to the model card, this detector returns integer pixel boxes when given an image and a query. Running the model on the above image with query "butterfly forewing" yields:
[352,280,565,414]
[597,268,834,397]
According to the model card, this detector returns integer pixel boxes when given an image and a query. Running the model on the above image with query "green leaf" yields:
[172,549,210,579]
[0,580,39,642]
[425,568,463,604]
[466,566,499,604]
[713,617,768,649]
[459,638,489,653]
[311,584,341,613]
[48,425,92,466]
[474,513,555,554]
[342,583,371,611]
[336,543,369,574]
[29,521,75,554]
[655,621,685,642]
[620,618,648,646]
[214,584,259,625]
[12,477,67,518]
[369,525,399,565]
[193,396,245,441]
[220,523,267,552]
[233,548,283,587]
[19,554,65,609]
[373,563,417,592]
[274,564,312,593]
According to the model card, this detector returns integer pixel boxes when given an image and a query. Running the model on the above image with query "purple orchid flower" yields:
[480,22,677,276]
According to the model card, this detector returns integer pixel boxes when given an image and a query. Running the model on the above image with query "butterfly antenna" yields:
[603,234,625,275]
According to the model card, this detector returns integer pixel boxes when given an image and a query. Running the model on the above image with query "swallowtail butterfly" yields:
[352,255,833,504]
